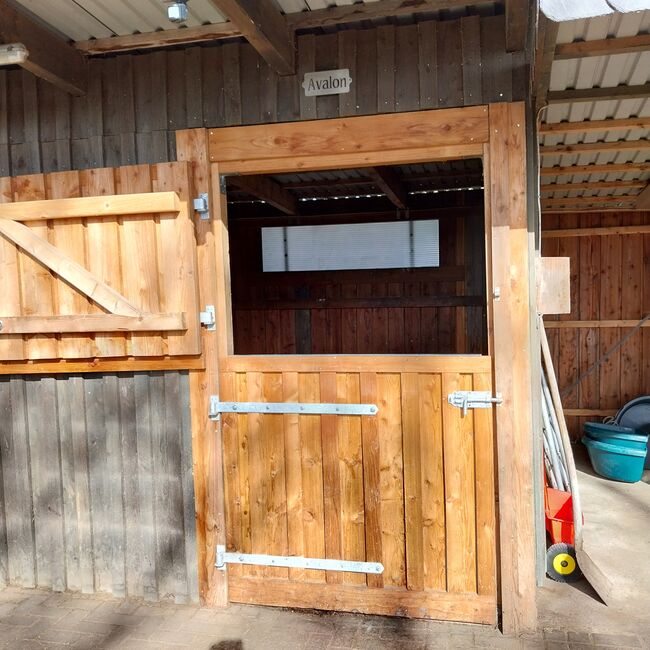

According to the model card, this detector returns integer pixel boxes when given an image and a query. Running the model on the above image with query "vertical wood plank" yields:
[377,26,396,113]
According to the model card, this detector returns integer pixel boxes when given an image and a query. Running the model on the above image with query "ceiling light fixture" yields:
[166,0,189,24]
[0,43,28,67]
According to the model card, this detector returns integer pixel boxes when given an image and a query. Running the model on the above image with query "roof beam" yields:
[533,13,559,111]
[228,175,298,215]
[506,0,528,52]
[547,84,650,104]
[542,180,647,192]
[637,183,650,210]
[76,23,241,55]
[208,0,294,75]
[540,162,650,176]
[0,0,87,95]
[367,167,409,209]
[288,0,494,30]
[540,117,650,134]
[555,34,650,60]
[541,195,639,208]
[540,139,650,156]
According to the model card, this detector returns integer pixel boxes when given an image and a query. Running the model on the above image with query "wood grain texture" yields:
[0,372,198,601]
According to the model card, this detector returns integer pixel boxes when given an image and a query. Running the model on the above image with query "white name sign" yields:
[302,69,352,97]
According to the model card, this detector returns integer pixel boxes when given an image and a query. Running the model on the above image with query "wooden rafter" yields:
[541,195,638,208]
[0,0,87,95]
[540,139,650,156]
[228,174,298,215]
[547,84,650,105]
[541,180,647,192]
[0,219,142,317]
[75,23,242,55]
[542,224,650,237]
[0,191,180,222]
[540,162,650,176]
[637,183,650,210]
[540,117,650,134]
[367,167,409,209]
[555,34,650,60]
[287,0,494,30]
[208,0,294,75]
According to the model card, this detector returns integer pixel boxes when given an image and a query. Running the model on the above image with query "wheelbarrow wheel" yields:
[546,542,582,583]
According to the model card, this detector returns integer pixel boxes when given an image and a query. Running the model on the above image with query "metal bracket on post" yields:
[447,390,503,417]
[193,193,210,220]
[215,545,383,574]
[199,305,216,331]
[219,174,228,194]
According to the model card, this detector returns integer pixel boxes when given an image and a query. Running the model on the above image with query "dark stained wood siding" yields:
[0,15,525,177]
[542,212,650,440]
[0,371,199,603]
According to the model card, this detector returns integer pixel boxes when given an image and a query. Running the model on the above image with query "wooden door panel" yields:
[220,356,497,624]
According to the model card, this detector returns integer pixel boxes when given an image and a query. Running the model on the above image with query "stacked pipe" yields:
[542,370,569,491]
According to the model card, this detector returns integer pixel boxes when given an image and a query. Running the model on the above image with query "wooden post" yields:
[485,103,537,634]
[176,128,228,607]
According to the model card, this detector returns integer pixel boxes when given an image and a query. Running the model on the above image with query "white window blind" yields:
[262,219,439,272]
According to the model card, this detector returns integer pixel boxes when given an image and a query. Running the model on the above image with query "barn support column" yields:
[486,102,537,635]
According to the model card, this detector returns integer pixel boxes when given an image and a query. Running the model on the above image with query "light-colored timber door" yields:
[219,355,497,625]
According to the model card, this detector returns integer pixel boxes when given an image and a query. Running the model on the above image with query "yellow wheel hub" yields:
[552,552,576,576]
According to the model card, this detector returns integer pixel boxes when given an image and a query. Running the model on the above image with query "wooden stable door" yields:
[219,355,497,625]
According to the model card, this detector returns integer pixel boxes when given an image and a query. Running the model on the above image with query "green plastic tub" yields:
[581,436,647,483]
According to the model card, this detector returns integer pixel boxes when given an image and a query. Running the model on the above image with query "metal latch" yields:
[447,390,503,416]
[193,193,210,220]
[215,545,383,574]
[199,305,216,331]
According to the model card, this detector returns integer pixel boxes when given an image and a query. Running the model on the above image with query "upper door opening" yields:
[225,159,487,356]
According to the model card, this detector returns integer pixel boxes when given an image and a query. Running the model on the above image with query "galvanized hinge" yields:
[193,193,210,220]
[215,545,383,574]
[209,396,378,420]
[219,174,228,194]
[447,390,503,417]
[199,305,216,331]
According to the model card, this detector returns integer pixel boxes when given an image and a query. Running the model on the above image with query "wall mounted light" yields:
[166,1,189,23]
[0,43,29,66]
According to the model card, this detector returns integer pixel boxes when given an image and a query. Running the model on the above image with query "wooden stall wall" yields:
[0,15,526,178]
[229,209,487,355]
[542,212,650,440]
[0,371,199,602]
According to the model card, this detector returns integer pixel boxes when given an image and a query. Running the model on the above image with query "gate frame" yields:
[176,102,537,635]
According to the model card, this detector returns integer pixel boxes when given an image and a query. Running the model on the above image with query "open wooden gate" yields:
[218,355,497,624]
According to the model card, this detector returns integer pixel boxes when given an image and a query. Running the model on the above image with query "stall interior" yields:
[226,160,487,356]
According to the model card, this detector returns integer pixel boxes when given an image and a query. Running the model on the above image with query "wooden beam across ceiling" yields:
[367,166,409,209]
[547,84,650,105]
[208,0,294,74]
[287,0,494,30]
[540,117,650,135]
[555,34,650,60]
[637,183,650,210]
[228,174,298,215]
[540,162,650,176]
[541,194,639,208]
[541,180,647,192]
[540,139,650,156]
[0,0,87,95]
[76,22,242,55]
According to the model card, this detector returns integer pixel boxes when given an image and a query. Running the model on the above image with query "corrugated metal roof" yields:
[540,11,650,203]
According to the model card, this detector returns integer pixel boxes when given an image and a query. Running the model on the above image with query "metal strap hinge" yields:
[199,305,216,331]
[209,396,378,420]
[215,545,383,574]
[193,193,210,220]
[447,390,503,416]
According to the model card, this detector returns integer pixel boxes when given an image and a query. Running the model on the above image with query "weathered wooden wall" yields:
[542,212,650,440]
[0,371,199,602]
[0,15,525,177]
[230,209,487,354]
